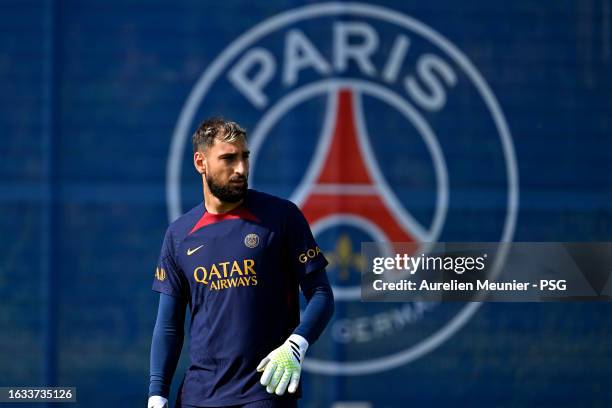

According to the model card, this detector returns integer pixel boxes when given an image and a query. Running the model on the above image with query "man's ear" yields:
[194,151,207,175]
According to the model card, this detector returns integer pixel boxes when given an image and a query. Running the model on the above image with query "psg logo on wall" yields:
[168,3,519,375]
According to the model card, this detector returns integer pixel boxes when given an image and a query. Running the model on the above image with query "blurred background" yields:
[1,0,611,407]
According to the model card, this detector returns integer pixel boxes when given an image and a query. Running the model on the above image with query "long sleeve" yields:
[149,292,187,398]
[294,268,335,344]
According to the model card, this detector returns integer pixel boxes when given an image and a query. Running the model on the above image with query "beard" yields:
[206,172,248,203]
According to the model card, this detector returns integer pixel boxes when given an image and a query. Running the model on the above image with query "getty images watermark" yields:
[361,243,612,301]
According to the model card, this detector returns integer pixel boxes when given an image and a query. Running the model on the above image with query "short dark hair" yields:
[192,116,247,152]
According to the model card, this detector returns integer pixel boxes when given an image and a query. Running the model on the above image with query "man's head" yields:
[192,117,249,204]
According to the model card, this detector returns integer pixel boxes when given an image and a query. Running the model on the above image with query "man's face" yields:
[201,137,250,203]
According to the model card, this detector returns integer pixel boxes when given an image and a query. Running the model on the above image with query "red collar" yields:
[189,205,260,235]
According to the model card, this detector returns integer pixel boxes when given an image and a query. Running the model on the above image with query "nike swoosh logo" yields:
[187,245,204,256]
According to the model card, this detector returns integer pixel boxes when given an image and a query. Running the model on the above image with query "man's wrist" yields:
[288,333,308,348]
[147,395,168,408]
[148,382,169,399]
[288,333,309,358]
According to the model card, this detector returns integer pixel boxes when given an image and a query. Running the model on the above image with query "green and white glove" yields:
[257,334,309,395]
[147,396,168,408]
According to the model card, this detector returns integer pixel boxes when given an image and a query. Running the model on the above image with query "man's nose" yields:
[234,158,247,176]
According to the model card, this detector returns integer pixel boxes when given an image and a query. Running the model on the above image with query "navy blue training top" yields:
[152,189,328,407]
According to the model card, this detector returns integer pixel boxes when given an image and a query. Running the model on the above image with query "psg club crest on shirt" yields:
[244,233,260,249]
[168,3,519,375]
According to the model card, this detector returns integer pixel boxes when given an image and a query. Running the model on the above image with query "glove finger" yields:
[256,357,270,372]
[288,369,301,393]
[260,361,277,386]
[275,369,292,396]
[268,366,285,393]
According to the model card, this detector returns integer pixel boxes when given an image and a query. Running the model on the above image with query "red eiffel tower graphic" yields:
[298,89,419,243]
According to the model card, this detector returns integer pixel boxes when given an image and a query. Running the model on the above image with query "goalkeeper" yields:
[147,117,334,408]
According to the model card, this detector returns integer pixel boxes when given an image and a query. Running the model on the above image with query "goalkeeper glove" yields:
[257,334,308,395]
[147,396,168,408]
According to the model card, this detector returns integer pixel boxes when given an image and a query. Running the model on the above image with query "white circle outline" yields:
[167,2,519,376]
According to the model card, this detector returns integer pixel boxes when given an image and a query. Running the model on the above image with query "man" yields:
[148,117,335,408]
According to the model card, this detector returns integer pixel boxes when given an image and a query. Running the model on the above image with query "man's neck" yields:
[204,198,243,214]
[203,184,244,214]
